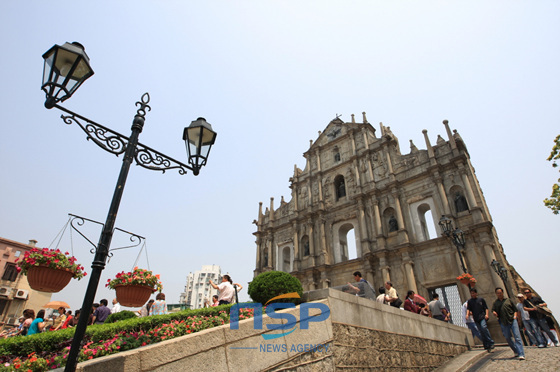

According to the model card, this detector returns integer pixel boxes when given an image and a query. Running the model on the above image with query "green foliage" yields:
[0,305,233,357]
[248,271,303,305]
[104,310,138,324]
[544,134,560,214]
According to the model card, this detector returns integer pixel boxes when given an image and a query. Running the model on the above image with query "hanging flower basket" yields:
[114,284,154,307]
[456,273,477,287]
[106,267,162,307]
[16,248,87,293]
[26,266,74,292]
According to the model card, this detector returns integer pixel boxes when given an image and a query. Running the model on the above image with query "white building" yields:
[179,265,221,309]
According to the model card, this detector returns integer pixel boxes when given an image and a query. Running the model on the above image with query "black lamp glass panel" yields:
[41,43,93,105]
[453,228,465,245]
[438,216,452,234]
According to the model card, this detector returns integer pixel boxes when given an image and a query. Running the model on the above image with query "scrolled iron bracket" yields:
[53,93,194,175]
[61,113,128,156]
[68,213,145,256]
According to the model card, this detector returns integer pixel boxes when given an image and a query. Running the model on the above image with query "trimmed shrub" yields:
[248,271,303,305]
[105,310,137,324]
[0,304,234,357]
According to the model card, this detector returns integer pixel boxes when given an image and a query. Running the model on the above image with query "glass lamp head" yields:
[182,117,217,175]
[42,42,94,108]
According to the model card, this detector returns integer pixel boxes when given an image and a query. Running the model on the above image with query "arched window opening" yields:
[418,203,438,241]
[262,248,269,267]
[346,229,357,260]
[282,246,291,272]
[338,223,357,262]
[334,175,346,200]
[301,235,310,256]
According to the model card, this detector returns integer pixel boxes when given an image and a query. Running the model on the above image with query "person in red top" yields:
[61,310,73,329]
[404,290,420,314]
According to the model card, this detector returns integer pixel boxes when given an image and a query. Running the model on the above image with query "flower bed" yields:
[0,305,254,371]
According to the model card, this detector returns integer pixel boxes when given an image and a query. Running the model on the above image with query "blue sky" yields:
[1,1,559,313]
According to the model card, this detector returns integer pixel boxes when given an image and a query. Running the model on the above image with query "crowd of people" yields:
[343,272,558,361]
[0,293,172,339]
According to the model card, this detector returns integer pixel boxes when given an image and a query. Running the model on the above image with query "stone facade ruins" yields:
[253,113,534,334]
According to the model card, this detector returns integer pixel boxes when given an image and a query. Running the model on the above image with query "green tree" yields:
[544,134,560,214]
[248,271,303,305]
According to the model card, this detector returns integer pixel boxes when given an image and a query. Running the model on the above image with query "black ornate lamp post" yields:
[41,42,217,372]
[490,259,511,296]
[438,216,468,274]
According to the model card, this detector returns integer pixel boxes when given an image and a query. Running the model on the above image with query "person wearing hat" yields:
[516,293,539,346]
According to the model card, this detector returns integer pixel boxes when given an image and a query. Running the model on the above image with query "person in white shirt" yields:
[516,293,538,346]
[209,274,234,305]
[111,298,121,314]
[376,286,387,304]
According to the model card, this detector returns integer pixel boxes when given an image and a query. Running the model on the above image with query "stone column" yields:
[461,172,477,208]
[379,254,391,283]
[357,199,368,256]
[392,190,405,230]
[373,200,386,249]
[267,235,273,270]
[434,175,451,215]
[403,260,418,294]
[292,223,300,271]
[292,165,299,211]
[255,236,261,269]
[364,260,375,289]
[353,159,361,187]
[308,219,316,266]
[381,266,391,283]
[319,217,329,265]
[483,244,502,289]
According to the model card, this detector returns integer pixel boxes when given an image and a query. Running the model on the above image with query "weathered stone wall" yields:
[332,324,467,371]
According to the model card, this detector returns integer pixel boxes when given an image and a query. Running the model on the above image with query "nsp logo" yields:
[230,292,330,340]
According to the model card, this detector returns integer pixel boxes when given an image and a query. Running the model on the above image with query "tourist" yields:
[466,288,495,353]
[209,274,235,305]
[27,309,46,335]
[516,294,539,346]
[522,289,558,347]
[376,287,386,304]
[150,293,168,315]
[60,310,73,330]
[138,299,155,317]
[111,298,121,314]
[418,303,430,317]
[346,271,369,298]
[384,282,401,307]
[68,310,80,327]
[404,290,420,314]
[492,287,524,360]
[210,295,219,307]
[52,307,67,331]
[462,300,482,343]
[88,304,98,325]
[92,299,111,324]
[545,317,559,346]
[232,282,244,303]
[428,293,449,322]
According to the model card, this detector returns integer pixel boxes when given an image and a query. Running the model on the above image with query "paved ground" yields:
[469,345,560,371]
[437,344,560,372]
